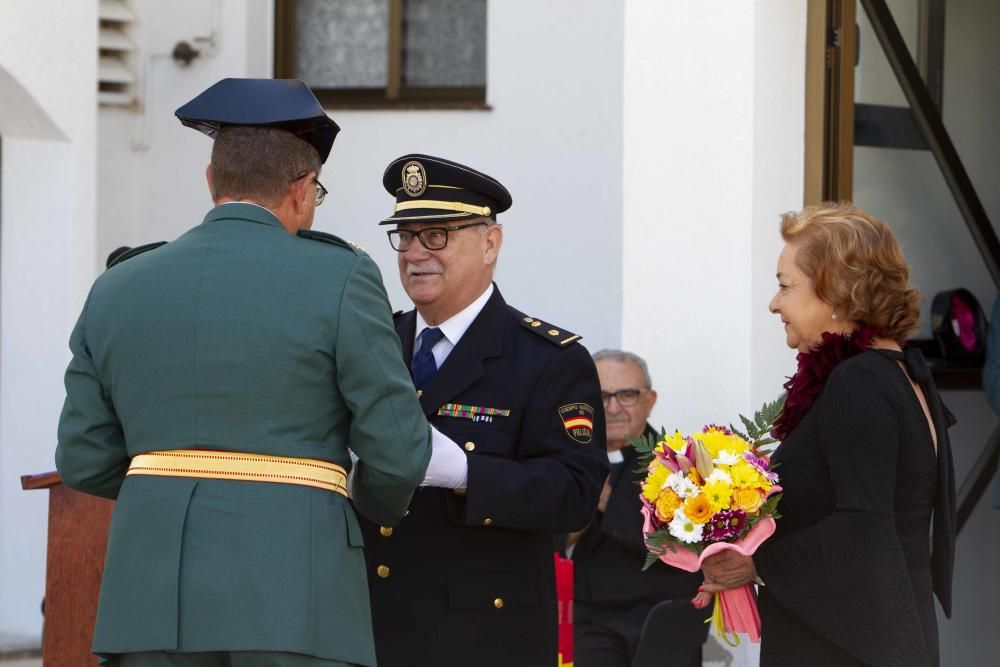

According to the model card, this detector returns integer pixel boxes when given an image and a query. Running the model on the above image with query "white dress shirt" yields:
[412,283,495,368]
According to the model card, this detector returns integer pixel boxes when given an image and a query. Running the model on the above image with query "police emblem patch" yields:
[558,403,594,444]
[402,160,427,197]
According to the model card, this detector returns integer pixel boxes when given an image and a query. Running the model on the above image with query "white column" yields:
[622,1,806,661]
[623,0,755,433]
[750,1,809,404]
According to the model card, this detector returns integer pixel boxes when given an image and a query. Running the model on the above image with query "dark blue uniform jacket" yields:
[359,286,608,667]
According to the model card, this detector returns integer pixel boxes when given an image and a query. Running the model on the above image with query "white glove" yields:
[422,426,469,489]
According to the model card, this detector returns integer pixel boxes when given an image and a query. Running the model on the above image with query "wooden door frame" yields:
[804,0,856,205]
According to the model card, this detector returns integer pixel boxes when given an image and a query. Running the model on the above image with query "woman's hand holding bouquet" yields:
[633,398,784,645]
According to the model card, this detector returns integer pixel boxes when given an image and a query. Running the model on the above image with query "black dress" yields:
[754,349,955,667]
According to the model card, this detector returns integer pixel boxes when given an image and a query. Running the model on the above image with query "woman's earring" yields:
[831,312,838,320]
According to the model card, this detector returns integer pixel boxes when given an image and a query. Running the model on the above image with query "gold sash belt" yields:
[127,449,349,497]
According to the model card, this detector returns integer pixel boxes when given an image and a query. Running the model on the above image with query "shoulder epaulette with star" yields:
[520,315,581,347]
[297,229,366,255]
[106,241,167,269]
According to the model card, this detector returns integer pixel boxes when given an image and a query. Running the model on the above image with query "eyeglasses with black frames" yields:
[292,172,327,207]
[601,388,650,407]
[387,221,489,252]
[313,178,328,207]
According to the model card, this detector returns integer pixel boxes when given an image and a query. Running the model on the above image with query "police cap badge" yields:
[380,154,513,225]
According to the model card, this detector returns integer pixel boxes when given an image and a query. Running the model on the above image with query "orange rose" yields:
[732,487,765,514]
[655,489,682,522]
[682,494,714,524]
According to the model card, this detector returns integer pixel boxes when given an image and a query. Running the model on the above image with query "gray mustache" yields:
[406,264,442,275]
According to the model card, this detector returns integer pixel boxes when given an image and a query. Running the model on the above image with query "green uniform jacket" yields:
[55,203,431,666]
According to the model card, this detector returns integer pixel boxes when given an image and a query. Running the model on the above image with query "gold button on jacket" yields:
[464,441,476,452]
[379,526,393,537]
[493,598,504,609]
[377,565,391,578]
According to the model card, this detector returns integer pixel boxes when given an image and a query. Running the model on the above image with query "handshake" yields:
[422,425,469,489]
[350,424,468,492]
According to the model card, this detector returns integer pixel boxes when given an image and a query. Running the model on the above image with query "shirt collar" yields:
[203,202,283,228]
[415,283,495,348]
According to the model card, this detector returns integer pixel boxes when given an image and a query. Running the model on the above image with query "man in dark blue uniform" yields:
[357,154,609,667]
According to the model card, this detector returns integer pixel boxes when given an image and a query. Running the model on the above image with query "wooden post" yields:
[21,472,114,667]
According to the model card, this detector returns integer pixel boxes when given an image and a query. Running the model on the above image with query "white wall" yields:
[98,0,625,352]
[622,0,804,434]
[750,1,808,408]
[0,0,98,643]
[97,0,272,266]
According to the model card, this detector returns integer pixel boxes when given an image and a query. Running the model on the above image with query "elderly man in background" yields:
[568,349,708,667]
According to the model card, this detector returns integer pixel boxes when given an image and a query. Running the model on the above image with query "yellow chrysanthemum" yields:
[732,487,766,514]
[642,462,671,503]
[701,479,733,514]
[658,431,688,453]
[682,493,714,524]
[691,430,729,458]
[694,429,748,458]
[687,468,704,486]
[655,489,682,522]
[730,460,765,489]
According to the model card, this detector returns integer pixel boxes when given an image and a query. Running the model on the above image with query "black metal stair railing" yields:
[860,0,1000,534]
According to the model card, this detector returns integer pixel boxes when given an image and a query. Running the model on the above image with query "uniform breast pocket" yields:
[445,425,515,458]
[448,569,539,611]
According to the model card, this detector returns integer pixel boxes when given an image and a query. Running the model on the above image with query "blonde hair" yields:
[780,202,921,340]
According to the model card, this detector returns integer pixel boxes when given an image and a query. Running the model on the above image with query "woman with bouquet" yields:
[700,204,956,666]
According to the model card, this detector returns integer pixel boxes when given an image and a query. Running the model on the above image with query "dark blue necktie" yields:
[412,327,445,389]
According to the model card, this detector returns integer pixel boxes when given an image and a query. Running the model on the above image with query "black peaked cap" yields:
[175,78,340,163]
[380,154,512,225]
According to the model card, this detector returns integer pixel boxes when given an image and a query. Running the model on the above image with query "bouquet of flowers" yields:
[633,398,784,645]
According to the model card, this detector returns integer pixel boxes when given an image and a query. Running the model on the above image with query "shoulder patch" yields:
[520,315,581,347]
[297,229,366,255]
[106,241,167,269]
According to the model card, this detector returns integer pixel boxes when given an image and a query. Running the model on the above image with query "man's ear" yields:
[205,165,215,201]
[290,171,314,214]
[646,389,658,414]
[484,222,503,264]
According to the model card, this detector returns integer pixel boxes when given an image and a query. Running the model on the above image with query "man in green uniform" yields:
[55,78,431,667]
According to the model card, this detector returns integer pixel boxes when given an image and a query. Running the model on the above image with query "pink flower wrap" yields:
[641,505,777,643]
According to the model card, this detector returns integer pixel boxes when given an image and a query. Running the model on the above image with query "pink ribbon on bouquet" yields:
[641,505,777,644]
